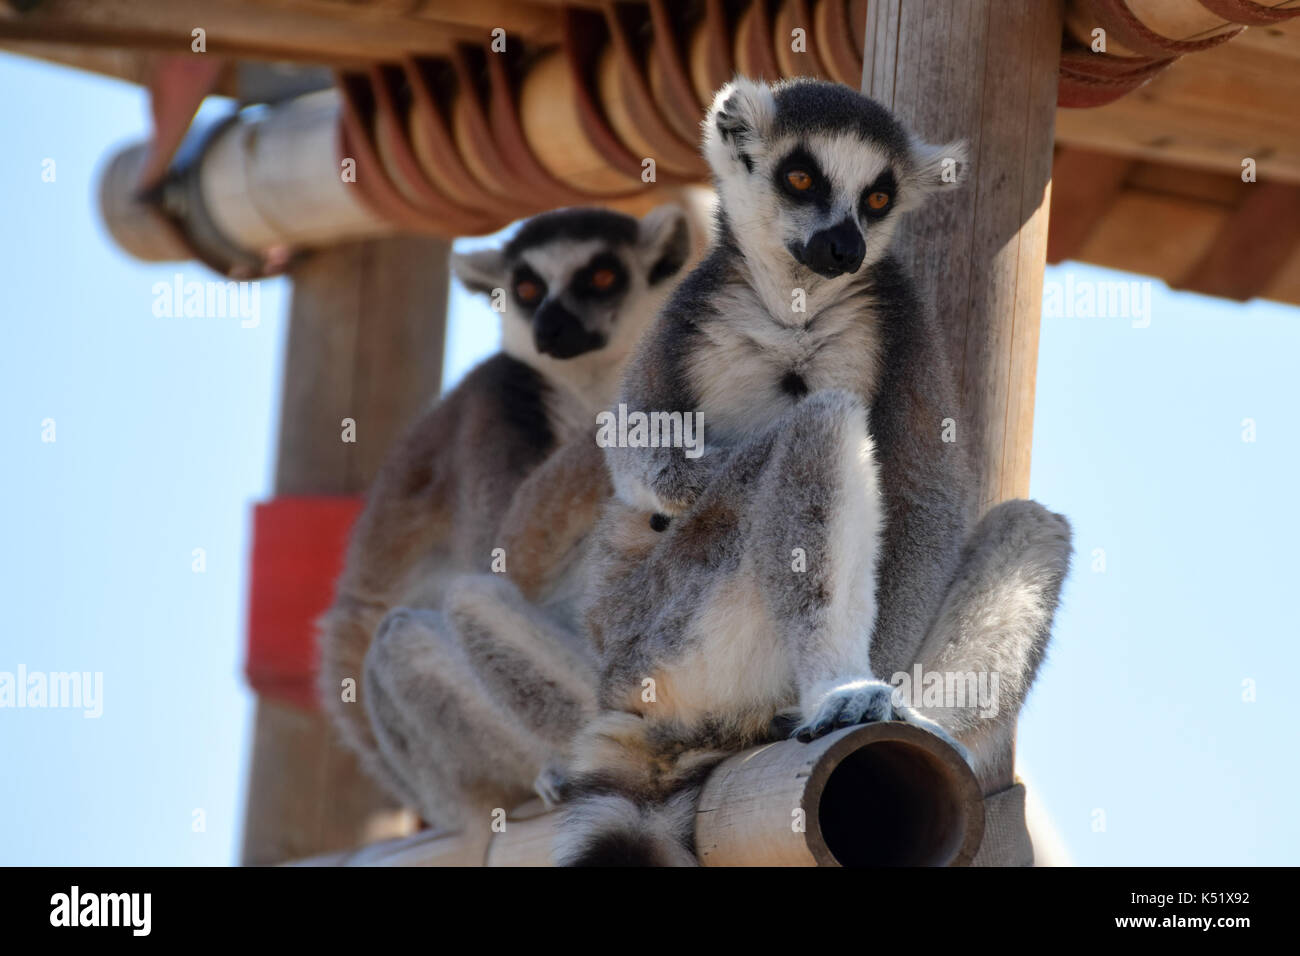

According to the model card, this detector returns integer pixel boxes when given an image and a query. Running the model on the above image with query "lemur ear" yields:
[637,203,691,286]
[450,246,507,297]
[704,78,777,176]
[908,137,969,198]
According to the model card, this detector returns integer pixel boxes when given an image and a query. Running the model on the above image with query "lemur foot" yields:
[533,762,569,810]
[794,680,894,742]
[793,679,971,765]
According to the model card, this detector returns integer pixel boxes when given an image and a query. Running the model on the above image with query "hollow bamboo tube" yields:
[697,722,983,866]
[293,723,983,867]
[98,144,192,262]
[100,90,395,265]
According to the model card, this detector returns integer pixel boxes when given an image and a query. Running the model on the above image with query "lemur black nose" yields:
[803,220,866,278]
[533,301,607,359]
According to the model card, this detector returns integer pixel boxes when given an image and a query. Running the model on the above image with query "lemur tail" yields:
[910,499,1072,774]
[555,712,733,866]
[557,786,705,866]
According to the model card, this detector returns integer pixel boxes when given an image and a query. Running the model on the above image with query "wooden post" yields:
[862,1,1064,798]
[863,0,1062,516]
[240,235,450,865]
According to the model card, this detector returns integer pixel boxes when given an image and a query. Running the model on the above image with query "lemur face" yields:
[705,78,966,282]
[452,206,690,362]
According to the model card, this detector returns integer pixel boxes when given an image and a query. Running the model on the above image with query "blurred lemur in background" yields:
[318,204,692,826]
[559,78,1074,865]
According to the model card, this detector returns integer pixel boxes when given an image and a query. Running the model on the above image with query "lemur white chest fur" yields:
[687,275,883,442]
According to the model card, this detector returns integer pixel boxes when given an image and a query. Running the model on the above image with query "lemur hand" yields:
[792,678,972,765]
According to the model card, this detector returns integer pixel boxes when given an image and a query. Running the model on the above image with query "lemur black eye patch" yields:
[572,253,628,299]
[511,264,547,308]
[775,147,831,208]
[860,168,897,219]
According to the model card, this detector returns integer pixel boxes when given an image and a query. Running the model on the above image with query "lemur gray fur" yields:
[317,204,692,827]
[557,78,1073,866]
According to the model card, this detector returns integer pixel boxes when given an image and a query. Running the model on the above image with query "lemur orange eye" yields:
[515,279,542,303]
[591,268,616,291]
[786,169,813,191]
[866,191,891,210]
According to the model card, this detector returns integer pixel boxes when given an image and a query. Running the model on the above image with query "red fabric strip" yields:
[245,496,364,711]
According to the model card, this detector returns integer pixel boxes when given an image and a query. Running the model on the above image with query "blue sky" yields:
[1,54,1295,866]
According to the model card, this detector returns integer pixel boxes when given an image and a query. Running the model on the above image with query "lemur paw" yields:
[792,680,972,765]
[533,762,569,809]
[793,679,896,742]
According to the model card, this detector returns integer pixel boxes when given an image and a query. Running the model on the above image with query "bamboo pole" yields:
[291,724,984,867]
[99,91,395,267]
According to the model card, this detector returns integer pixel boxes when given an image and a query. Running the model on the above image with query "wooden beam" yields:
[1047,148,1131,263]
[1055,17,1300,185]
[246,0,566,44]
[1178,182,1300,300]
[1122,160,1249,205]
[0,40,240,94]
[1076,191,1225,279]
[0,0,479,63]
[1046,157,1300,307]
[1047,174,1300,308]
[1264,235,1300,304]
[241,236,450,864]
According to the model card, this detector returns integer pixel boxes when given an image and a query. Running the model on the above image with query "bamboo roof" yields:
[3,0,1300,305]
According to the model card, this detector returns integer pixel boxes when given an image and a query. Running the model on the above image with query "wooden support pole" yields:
[862,1,1064,801]
[863,0,1062,517]
[240,236,450,865]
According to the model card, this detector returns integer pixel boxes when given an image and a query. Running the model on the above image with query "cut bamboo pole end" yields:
[697,722,984,867]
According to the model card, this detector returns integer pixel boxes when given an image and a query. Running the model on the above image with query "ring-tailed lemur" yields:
[558,78,1072,865]
[318,204,692,826]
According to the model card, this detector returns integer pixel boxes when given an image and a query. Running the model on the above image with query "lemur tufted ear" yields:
[637,203,691,286]
[907,137,970,200]
[704,78,777,177]
[450,246,507,297]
